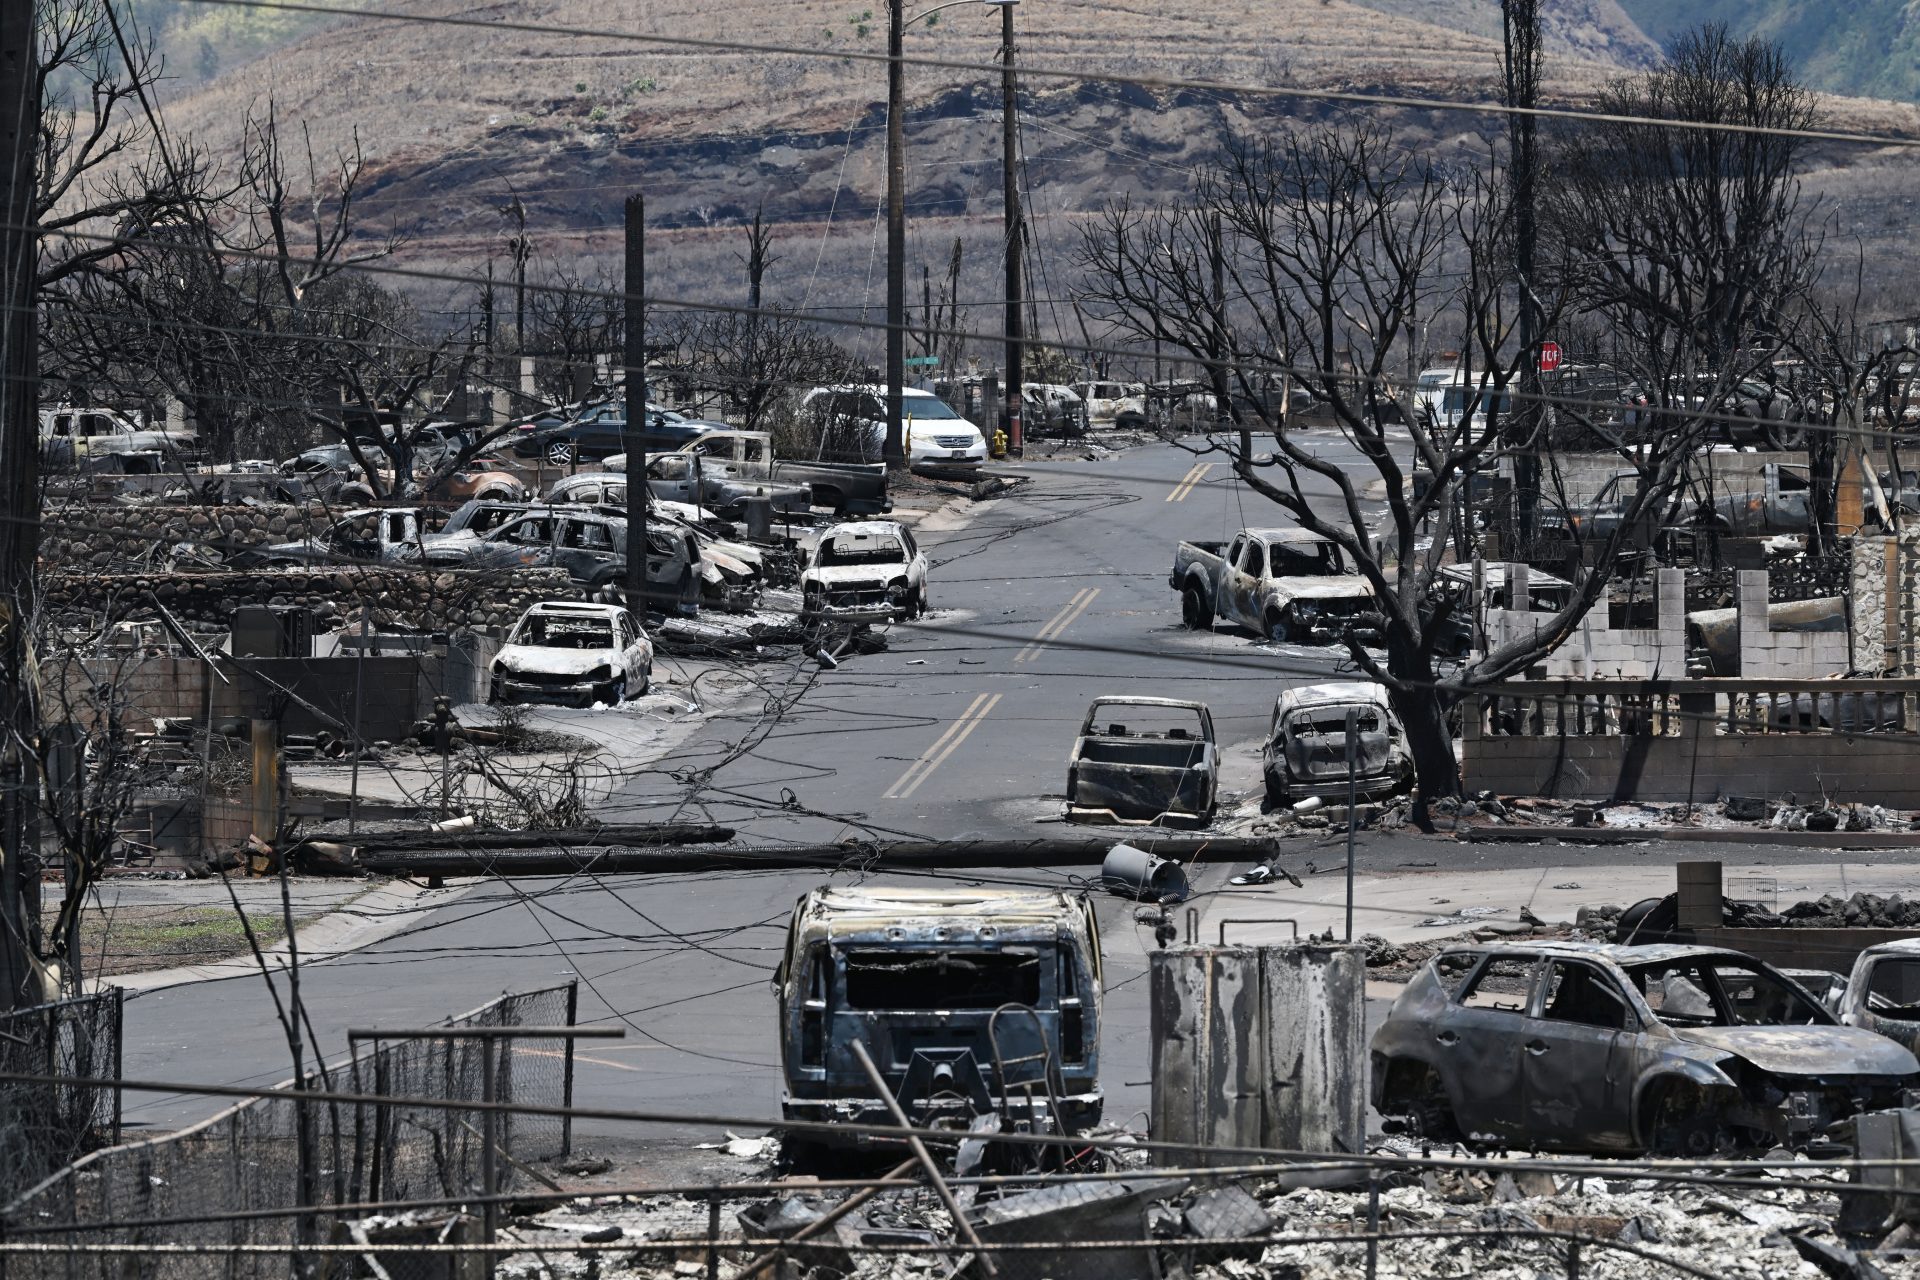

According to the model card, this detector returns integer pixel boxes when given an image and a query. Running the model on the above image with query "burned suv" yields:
[774,886,1103,1147]
[1372,941,1919,1156]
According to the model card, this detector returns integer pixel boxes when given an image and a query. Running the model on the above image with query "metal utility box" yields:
[1149,940,1366,1167]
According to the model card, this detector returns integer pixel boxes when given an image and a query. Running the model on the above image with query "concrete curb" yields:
[98,876,468,994]
[1458,825,1920,849]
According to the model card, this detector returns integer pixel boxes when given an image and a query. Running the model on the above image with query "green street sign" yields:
[903,355,940,367]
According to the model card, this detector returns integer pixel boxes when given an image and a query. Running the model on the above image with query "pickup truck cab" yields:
[1172,527,1377,643]
[642,451,811,518]
[1065,697,1217,828]
[799,520,928,624]
[610,428,891,516]
[39,406,198,467]
[774,885,1103,1145]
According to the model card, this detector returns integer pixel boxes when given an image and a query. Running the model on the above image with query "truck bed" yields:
[1067,737,1214,827]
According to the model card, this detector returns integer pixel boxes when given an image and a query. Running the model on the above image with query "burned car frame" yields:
[774,886,1104,1148]
[1371,940,1920,1156]
[1065,697,1217,828]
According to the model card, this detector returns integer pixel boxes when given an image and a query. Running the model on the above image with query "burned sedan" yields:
[774,886,1103,1149]
[1065,697,1217,828]
[1372,941,1919,1156]
[1262,681,1412,805]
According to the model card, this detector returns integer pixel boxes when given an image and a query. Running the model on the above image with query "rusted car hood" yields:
[1672,1025,1920,1077]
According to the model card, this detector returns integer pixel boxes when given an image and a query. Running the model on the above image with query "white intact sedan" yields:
[489,601,653,707]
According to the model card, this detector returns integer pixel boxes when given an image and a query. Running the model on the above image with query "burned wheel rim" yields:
[1264,611,1290,643]
[1181,586,1211,630]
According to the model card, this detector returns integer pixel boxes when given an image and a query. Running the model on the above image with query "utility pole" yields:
[0,0,42,1010]
[1000,0,1024,457]
[1207,210,1245,459]
[1502,0,1542,551]
[883,0,908,469]
[623,195,648,611]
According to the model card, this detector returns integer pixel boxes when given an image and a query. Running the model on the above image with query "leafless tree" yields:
[666,308,860,434]
[1079,122,1712,806]
[523,263,621,403]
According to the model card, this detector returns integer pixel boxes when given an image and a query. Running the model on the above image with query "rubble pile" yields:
[39,566,576,628]
[1735,892,1920,930]
[477,1150,1920,1280]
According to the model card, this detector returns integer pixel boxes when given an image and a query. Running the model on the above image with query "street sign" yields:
[1538,341,1563,372]
[903,355,940,367]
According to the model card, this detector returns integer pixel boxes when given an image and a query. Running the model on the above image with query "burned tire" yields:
[1388,1062,1460,1143]
[1263,609,1291,644]
[1181,584,1213,630]
[1645,1080,1730,1159]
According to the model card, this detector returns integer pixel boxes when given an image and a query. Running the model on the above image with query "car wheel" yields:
[608,677,627,704]
[1397,1064,1460,1143]
[905,585,926,621]
[635,664,651,697]
[547,441,577,466]
[488,678,504,705]
[1763,415,1808,450]
[1264,609,1291,643]
[1181,585,1213,631]
[1647,1080,1729,1158]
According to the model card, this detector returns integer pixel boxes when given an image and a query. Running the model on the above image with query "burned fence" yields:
[0,982,576,1280]
[0,990,123,1208]
[1460,677,1920,805]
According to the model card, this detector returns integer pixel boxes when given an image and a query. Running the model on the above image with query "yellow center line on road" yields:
[1165,462,1212,502]
[1015,587,1100,664]
[884,692,1003,800]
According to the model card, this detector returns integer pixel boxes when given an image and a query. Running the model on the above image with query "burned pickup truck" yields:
[1065,697,1217,828]
[1173,527,1377,643]
[1373,940,1920,1156]
[774,886,1103,1148]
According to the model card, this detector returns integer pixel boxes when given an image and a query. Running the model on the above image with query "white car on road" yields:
[799,520,930,623]
[489,601,654,707]
[801,385,988,469]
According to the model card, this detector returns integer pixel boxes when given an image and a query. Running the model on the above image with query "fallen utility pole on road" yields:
[354,836,1280,879]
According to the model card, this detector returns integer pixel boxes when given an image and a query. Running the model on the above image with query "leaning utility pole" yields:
[1000,0,1024,457]
[622,195,648,610]
[883,0,907,469]
[1502,0,1542,551]
[0,0,40,1009]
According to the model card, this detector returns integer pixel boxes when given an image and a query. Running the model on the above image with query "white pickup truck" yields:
[1171,527,1378,643]
[39,406,198,467]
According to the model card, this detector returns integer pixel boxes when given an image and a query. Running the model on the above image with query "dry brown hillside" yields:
[150,0,1920,344]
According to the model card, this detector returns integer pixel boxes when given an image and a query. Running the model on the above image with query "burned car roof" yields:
[1245,526,1337,545]
[794,887,1093,948]
[1438,939,1759,968]
[1273,681,1392,713]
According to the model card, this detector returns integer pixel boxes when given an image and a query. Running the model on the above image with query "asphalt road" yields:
[118,432,1920,1158]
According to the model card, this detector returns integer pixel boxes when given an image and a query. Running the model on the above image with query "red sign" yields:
[1538,340,1563,372]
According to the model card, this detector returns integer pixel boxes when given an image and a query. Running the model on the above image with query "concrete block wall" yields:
[1487,566,1686,678]
[1529,450,1808,513]
[1736,570,1850,678]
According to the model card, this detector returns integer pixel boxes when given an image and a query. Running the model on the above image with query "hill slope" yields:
[1615,0,1920,104]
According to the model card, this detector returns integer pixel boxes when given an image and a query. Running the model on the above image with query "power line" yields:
[167,0,1920,150]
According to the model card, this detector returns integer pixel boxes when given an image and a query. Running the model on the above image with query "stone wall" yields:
[1486,566,1686,678]
[1848,530,1920,676]
[40,565,577,631]
[39,503,329,571]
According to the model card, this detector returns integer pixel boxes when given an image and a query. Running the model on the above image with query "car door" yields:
[648,456,699,504]
[1440,954,1541,1141]
[1230,538,1266,627]
[1519,959,1640,1151]
[1218,534,1248,622]
[556,517,616,582]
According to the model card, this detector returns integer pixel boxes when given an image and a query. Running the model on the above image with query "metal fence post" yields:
[1565,1239,1580,1279]
[1364,1171,1380,1280]
[110,989,123,1145]
[481,1037,499,1280]
[705,1193,721,1280]
[562,981,579,1157]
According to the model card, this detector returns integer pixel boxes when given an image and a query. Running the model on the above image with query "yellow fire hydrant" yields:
[991,427,1009,458]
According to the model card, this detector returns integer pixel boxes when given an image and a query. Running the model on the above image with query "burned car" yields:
[1372,941,1919,1156]
[1065,697,1217,828]
[1841,941,1920,1054]
[1262,681,1411,805]
[774,886,1103,1147]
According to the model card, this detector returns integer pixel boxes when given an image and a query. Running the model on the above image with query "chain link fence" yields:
[1,982,575,1280]
[0,990,123,1209]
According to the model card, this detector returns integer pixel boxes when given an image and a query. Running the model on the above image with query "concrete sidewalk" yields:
[1197,859,1920,949]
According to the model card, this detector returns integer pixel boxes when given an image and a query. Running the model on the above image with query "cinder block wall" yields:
[1487,566,1685,678]
[1735,570,1849,678]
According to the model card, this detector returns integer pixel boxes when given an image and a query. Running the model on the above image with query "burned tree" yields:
[1079,122,1712,805]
